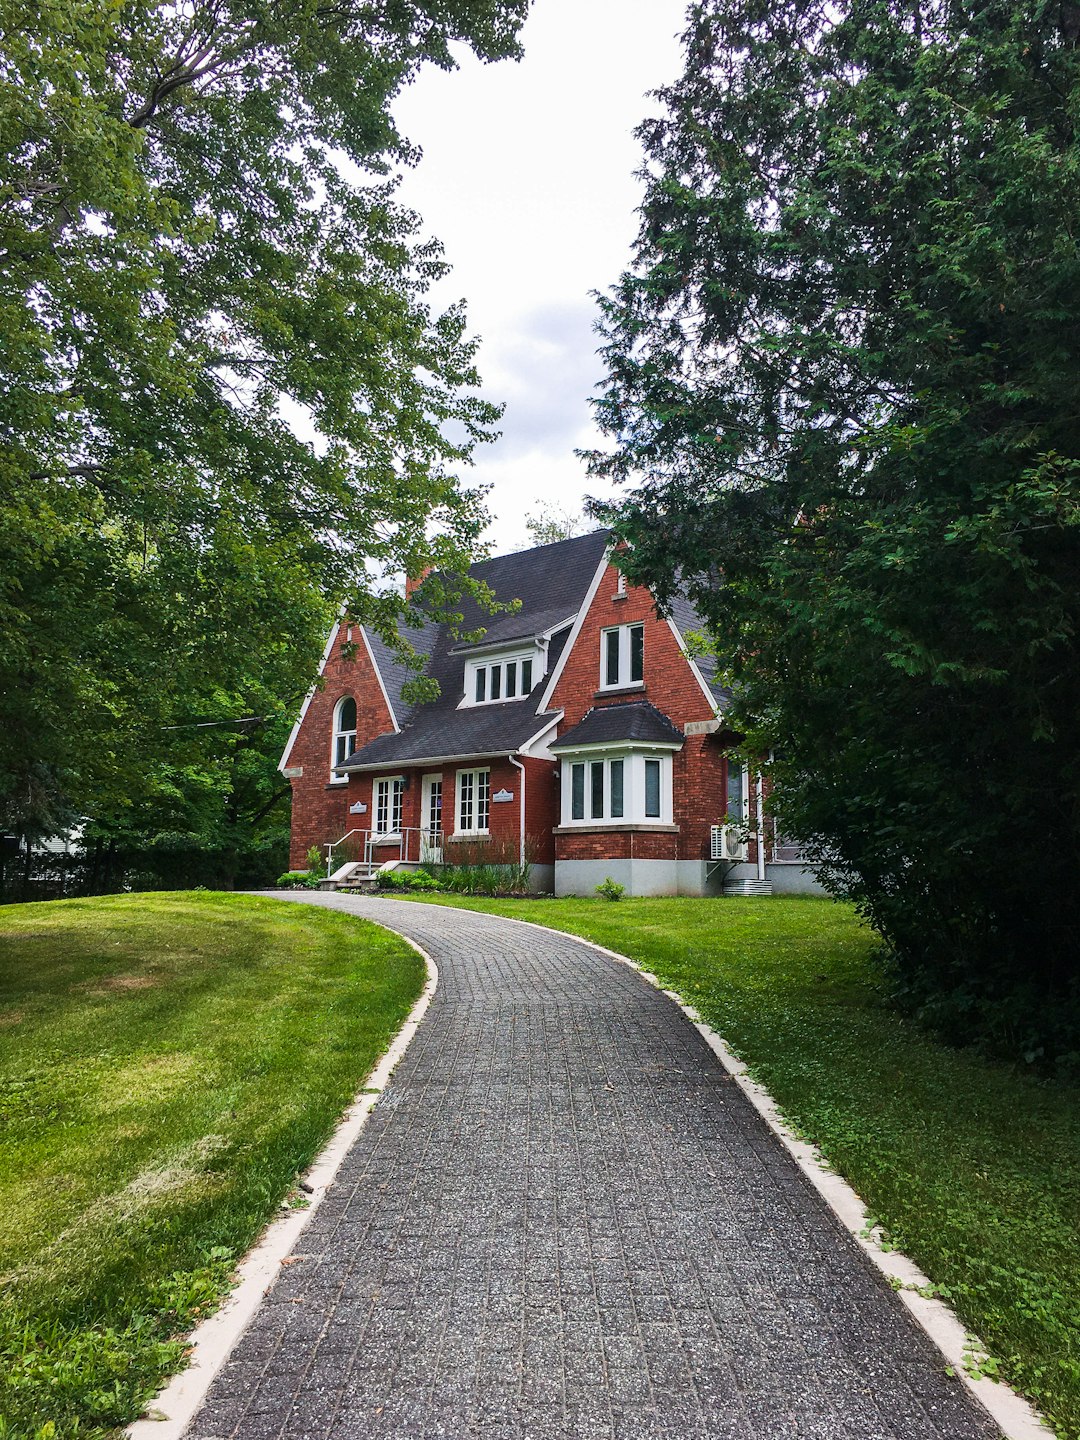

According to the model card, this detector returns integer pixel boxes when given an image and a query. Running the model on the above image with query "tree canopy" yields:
[1,0,527,848]
[590,0,1080,1065]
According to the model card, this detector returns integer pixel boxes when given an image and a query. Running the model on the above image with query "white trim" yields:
[278,622,340,771]
[360,626,401,734]
[508,754,526,867]
[551,737,683,757]
[664,614,722,715]
[599,621,645,691]
[404,904,1053,1440]
[455,766,491,836]
[560,749,674,826]
[127,916,439,1440]
[373,774,406,838]
[536,549,611,712]
[518,713,563,758]
[460,643,543,709]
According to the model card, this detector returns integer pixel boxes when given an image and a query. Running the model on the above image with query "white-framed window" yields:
[466,650,540,707]
[726,758,750,823]
[456,768,491,834]
[374,776,404,836]
[331,696,357,780]
[561,750,673,825]
[599,624,644,690]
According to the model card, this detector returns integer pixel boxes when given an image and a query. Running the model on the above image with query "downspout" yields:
[755,770,767,883]
[508,754,527,869]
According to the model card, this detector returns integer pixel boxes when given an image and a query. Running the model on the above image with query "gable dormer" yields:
[458,638,547,707]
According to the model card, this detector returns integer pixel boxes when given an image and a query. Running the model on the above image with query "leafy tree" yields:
[589,0,1080,1065]
[0,0,526,842]
[523,501,591,546]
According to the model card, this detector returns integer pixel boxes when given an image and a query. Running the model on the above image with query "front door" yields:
[421,774,443,864]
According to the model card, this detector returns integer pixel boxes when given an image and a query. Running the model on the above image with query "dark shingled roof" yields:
[551,701,685,751]
[362,616,441,727]
[342,702,555,769]
[663,591,732,709]
[339,531,611,771]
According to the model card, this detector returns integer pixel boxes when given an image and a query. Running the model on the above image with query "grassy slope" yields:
[401,894,1080,1438]
[0,891,424,1440]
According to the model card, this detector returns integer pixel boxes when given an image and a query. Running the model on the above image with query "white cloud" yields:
[393,0,687,553]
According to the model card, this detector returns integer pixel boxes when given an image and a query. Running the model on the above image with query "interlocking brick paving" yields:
[185,894,1001,1440]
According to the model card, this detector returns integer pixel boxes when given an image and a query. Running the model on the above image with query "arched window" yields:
[332,696,357,777]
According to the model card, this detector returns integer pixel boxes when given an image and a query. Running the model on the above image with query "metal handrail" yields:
[326,826,444,876]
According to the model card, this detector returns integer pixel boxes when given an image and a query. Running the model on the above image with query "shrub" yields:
[276,871,320,889]
[595,877,625,901]
[375,868,440,893]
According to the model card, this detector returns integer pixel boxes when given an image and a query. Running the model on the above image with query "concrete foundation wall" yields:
[555,858,679,898]
[674,860,725,898]
[766,864,827,896]
[723,861,827,896]
[527,864,555,895]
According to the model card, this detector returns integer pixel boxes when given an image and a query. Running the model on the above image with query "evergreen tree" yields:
[590,0,1080,1064]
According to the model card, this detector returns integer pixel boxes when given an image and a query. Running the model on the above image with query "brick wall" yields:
[549,561,716,731]
[548,561,727,864]
[523,757,558,865]
[555,829,679,861]
[285,623,395,868]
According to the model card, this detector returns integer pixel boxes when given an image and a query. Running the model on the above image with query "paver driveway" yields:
[186,894,1001,1440]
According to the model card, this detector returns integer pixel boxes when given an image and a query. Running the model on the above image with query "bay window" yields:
[562,750,673,826]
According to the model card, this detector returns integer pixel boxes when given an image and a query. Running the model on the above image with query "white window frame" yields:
[560,748,674,826]
[726,758,750,825]
[599,623,645,691]
[456,767,491,835]
[463,646,543,708]
[330,696,357,783]
[373,775,405,837]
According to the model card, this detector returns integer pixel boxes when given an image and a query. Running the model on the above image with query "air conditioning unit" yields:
[710,824,748,863]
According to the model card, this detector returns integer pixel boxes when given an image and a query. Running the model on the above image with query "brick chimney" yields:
[405,566,432,602]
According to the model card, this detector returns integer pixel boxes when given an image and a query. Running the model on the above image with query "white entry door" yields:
[421,774,443,864]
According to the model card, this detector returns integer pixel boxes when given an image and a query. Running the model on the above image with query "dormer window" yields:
[465,648,541,707]
[600,624,644,690]
[331,696,357,781]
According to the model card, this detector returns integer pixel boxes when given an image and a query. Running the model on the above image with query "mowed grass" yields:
[0,892,424,1440]
[402,894,1080,1438]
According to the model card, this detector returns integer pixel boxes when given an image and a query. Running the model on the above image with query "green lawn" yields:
[402,893,1080,1439]
[0,891,424,1440]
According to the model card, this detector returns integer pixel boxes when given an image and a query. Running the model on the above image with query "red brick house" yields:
[280,531,817,896]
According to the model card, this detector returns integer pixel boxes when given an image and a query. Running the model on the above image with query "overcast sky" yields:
[391,0,688,555]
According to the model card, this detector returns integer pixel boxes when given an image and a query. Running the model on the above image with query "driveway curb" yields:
[405,900,1052,1440]
[128,928,439,1440]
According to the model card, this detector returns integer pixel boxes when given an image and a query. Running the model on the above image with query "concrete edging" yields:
[418,901,1052,1440]
[127,930,439,1440]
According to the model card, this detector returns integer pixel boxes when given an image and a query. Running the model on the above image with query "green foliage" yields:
[304,845,324,878]
[595,876,625,901]
[418,834,538,895]
[375,867,440,892]
[275,871,320,889]
[523,502,591,547]
[588,0,1080,1065]
[416,893,1080,1437]
[0,0,528,847]
[0,891,424,1437]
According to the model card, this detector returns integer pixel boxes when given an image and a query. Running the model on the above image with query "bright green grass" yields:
[0,892,424,1440]
[402,893,1080,1438]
